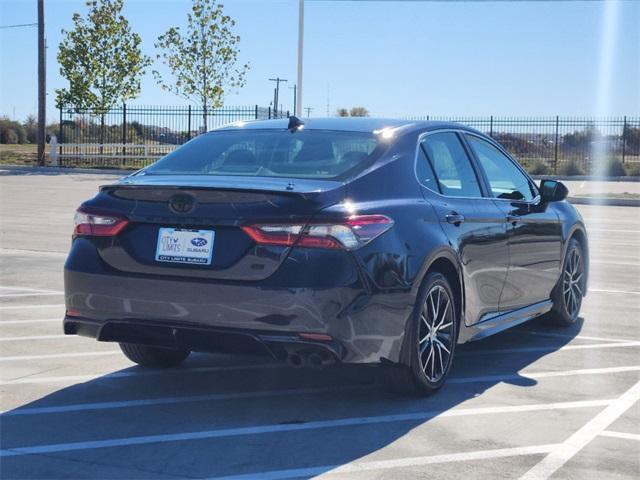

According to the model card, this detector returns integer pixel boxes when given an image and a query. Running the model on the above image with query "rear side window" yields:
[421,132,482,197]
[144,129,383,180]
[466,135,537,201]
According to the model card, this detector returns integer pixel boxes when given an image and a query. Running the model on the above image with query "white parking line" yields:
[2,385,372,416]
[520,380,640,480]
[461,341,640,356]
[208,444,561,480]
[0,363,285,385]
[0,334,68,342]
[0,319,60,325]
[589,288,640,296]
[523,331,632,344]
[0,286,62,293]
[0,292,63,298]
[3,365,638,416]
[0,398,612,457]
[0,304,65,310]
[599,430,640,442]
[449,365,640,384]
[0,351,120,362]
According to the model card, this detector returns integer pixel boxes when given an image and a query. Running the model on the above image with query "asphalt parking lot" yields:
[1,171,639,479]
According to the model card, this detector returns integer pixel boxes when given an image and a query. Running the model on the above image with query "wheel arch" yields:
[565,223,589,296]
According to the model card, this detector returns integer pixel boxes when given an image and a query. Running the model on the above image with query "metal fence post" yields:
[268,106,271,119]
[187,105,192,140]
[122,103,127,160]
[255,105,259,120]
[489,115,493,138]
[554,115,560,174]
[58,105,63,165]
[622,115,627,164]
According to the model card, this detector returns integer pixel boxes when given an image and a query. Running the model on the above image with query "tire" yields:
[382,272,459,396]
[119,343,190,368]
[547,238,585,327]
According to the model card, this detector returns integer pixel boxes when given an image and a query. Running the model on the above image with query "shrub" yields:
[624,162,640,177]
[559,159,585,176]
[592,158,626,177]
[525,160,551,175]
[0,118,27,143]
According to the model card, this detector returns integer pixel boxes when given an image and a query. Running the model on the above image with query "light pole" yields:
[269,77,288,116]
[289,85,297,116]
[37,0,46,166]
[296,0,304,117]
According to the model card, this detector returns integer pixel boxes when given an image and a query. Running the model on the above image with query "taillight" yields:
[241,215,393,250]
[73,208,129,237]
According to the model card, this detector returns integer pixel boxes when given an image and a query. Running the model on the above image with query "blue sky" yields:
[1,0,638,122]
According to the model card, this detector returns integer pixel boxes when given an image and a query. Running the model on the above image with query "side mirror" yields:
[540,179,568,202]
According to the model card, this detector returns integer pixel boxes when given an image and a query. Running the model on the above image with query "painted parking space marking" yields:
[0,304,65,310]
[0,334,69,342]
[0,319,60,325]
[0,399,612,457]
[208,444,561,480]
[520,380,640,480]
[0,292,63,298]
[460,341,640,357]
[599,430,640,442]
[523,330,633,344]
[0,351,120,362]
[1,385,372,416]
[3,365,638,416]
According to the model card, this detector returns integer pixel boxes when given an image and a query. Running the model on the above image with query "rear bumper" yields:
[64,240,414,364]
[64,316,343,365]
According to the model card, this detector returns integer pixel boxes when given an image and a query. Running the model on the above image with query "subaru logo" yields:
[169,194,195,214]
[191,237,207,247]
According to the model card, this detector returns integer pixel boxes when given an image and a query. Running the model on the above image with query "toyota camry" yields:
[63,117,588,394]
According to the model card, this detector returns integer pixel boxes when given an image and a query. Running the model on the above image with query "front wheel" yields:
[119,343,190,368]
[382,272,458,395]
[547,238,586,327]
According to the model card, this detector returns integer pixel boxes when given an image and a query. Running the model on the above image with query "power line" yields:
[0,23,38,29]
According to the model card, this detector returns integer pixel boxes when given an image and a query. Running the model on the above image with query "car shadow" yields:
[1,317,585,479]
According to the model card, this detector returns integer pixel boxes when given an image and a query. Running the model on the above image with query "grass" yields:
[0,144,39,165]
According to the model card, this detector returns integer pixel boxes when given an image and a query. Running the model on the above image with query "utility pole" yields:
[296,0,304,116]
[37,0,46,166]
[289,85,297,116]
[305,107,313,118]
[269,77,288,116]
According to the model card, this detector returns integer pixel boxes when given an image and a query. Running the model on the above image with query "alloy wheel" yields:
[563,247,584,318]
[418,284,455,382]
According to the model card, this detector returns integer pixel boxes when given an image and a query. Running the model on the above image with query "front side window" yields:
[466,135,537,201]
[144,129,383,180]
[421,132,482,197]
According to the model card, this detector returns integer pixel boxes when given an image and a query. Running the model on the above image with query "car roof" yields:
[214,117,483,136]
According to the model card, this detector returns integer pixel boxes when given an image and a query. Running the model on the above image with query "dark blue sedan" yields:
[64,117,588,394]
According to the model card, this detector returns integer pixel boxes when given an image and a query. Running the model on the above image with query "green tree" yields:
[153,0,249,132]
[336,108,349,117]
[56,0,151,142]
[349,106,369,117]
[24,115,37,144]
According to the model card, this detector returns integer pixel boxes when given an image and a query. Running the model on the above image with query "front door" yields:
[464,134,562,311]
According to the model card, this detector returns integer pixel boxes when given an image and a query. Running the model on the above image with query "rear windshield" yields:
[143,129,384,180]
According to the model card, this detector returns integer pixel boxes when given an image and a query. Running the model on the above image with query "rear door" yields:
[463,133,562,311]
[417,131,509,325]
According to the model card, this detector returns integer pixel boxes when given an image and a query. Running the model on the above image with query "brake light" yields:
[241,215,393,250]
[73,208,129,237]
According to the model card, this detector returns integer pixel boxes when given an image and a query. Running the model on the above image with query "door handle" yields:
[445,212,465,225]
[507,214,519,225]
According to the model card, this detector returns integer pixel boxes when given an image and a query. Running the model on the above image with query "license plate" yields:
[155,228,215,265]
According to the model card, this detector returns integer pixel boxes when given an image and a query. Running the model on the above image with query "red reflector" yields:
[66,308,81,318]
[298,332,332,341]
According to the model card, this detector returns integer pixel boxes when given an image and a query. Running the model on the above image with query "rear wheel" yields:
[119,343,190,368]
[382,272,458,395]
[547,238,585,327]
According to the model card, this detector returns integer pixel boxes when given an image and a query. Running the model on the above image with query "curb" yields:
[533,175,640,182]
[0,165,131,176]
[568,197,640,207]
